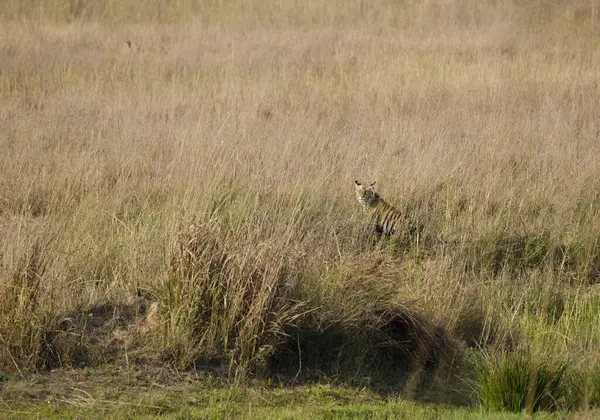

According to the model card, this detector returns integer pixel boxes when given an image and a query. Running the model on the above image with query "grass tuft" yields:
[477,350,572,413]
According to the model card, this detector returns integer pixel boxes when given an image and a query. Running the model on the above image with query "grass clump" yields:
[0,240,50,373]
[477,350,572,413]
[157,220,308,376]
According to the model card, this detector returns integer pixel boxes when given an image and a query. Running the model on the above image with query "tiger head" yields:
[354,180,378,209]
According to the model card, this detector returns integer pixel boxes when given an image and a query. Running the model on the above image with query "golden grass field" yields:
[1,0,600,415]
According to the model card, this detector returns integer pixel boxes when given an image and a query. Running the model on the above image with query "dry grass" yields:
[1,0,600,411]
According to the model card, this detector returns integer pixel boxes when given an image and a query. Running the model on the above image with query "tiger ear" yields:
[354,180,362,188]
[369,181,376,187]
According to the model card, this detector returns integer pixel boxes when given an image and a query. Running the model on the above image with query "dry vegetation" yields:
[1,0,600,413]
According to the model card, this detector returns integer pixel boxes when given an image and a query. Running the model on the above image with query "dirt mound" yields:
[40,298,153,369]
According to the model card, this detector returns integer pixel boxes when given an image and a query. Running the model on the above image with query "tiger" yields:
[354,180,419,240]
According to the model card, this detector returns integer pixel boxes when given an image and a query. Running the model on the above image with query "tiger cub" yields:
[354,180,416,239]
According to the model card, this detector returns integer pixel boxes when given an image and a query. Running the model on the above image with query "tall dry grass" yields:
[1,0,600,410]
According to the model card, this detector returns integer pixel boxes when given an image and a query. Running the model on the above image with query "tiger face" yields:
[354,180,378,209]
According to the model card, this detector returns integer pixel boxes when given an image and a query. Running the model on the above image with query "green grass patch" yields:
[476,350,574,413]
[0,375,569,419]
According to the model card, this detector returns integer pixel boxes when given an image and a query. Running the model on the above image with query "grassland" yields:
[1,0,600,416]
[1,368,575,420]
